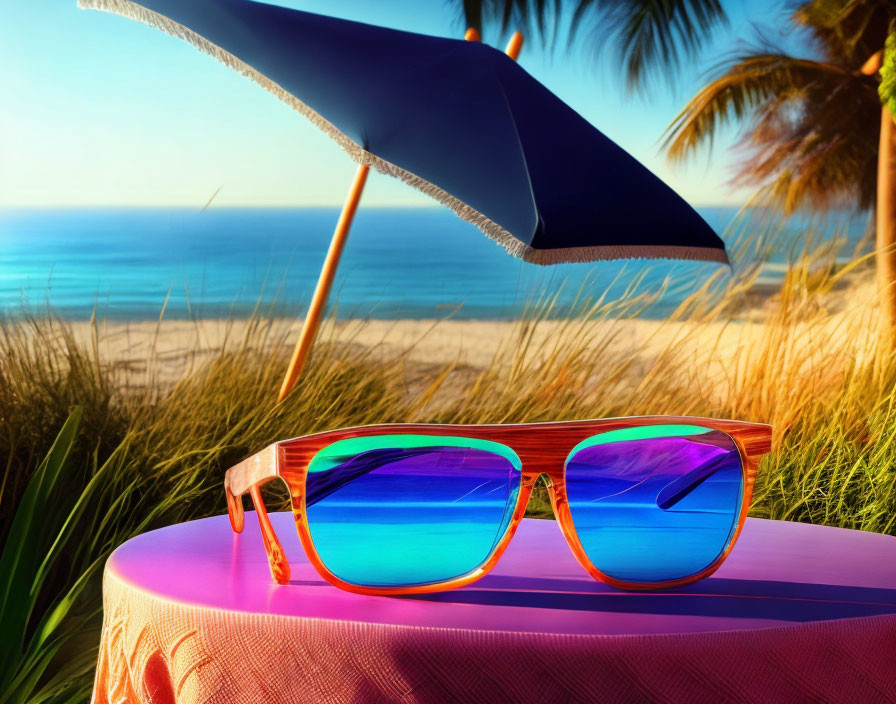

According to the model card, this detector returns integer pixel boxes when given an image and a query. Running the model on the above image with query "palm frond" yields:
[664,53,853,160]
[457,0,726,89]
[461,0,484,34]
[575,0,727,90]
[794,0,891,69]
[458,0,561,37]
[663,50,880,213]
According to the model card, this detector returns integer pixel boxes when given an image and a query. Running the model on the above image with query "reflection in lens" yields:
[305,435,521,587]
[564,425,743,583]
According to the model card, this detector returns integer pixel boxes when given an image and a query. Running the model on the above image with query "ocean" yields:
[0,207,868,321]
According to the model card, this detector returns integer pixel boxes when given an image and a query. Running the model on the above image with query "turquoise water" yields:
[0,207,867,321]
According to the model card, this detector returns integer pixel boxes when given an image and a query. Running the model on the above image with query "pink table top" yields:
[107,513,896,637]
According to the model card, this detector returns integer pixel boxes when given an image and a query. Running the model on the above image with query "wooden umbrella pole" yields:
[277,28,524,402]
[278,163,369,401]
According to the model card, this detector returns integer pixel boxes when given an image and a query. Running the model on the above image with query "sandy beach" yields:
[56,272,876,397]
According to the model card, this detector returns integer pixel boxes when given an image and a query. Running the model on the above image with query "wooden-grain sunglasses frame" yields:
[224,416,772,595]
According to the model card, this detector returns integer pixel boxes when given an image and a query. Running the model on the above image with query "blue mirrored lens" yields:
[305,435,521,587]
[564,425,743,583]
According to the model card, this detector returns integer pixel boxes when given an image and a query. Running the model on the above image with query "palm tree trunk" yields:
[876,104,896,343]
[866,48,896,344]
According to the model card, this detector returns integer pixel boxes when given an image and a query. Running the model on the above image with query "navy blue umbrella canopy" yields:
[80,0,728,265]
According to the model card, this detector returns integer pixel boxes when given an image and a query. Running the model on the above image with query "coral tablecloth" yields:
[91,514,896,704]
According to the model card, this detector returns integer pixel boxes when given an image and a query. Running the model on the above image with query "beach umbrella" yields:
[80,0,729,401]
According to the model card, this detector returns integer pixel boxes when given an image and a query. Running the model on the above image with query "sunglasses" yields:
[224,416,771,594]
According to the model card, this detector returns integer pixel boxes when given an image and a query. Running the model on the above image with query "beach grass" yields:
[3,233,896,701]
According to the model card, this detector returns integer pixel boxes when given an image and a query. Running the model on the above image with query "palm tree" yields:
[661,1,894,335]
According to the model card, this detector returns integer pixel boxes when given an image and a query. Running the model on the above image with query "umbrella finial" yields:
[464,27,481,42]
[505,31,524,60]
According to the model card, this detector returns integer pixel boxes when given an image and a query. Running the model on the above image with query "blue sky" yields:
[0,0,805,209]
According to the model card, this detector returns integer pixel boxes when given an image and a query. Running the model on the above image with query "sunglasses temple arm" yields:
[655,444,769,511]
[653,455,730,510]
[224,444,292,584]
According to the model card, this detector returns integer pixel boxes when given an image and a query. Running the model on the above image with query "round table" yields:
[91,513,896,704]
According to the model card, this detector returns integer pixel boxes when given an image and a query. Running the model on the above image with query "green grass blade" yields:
[0,408,82,681]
